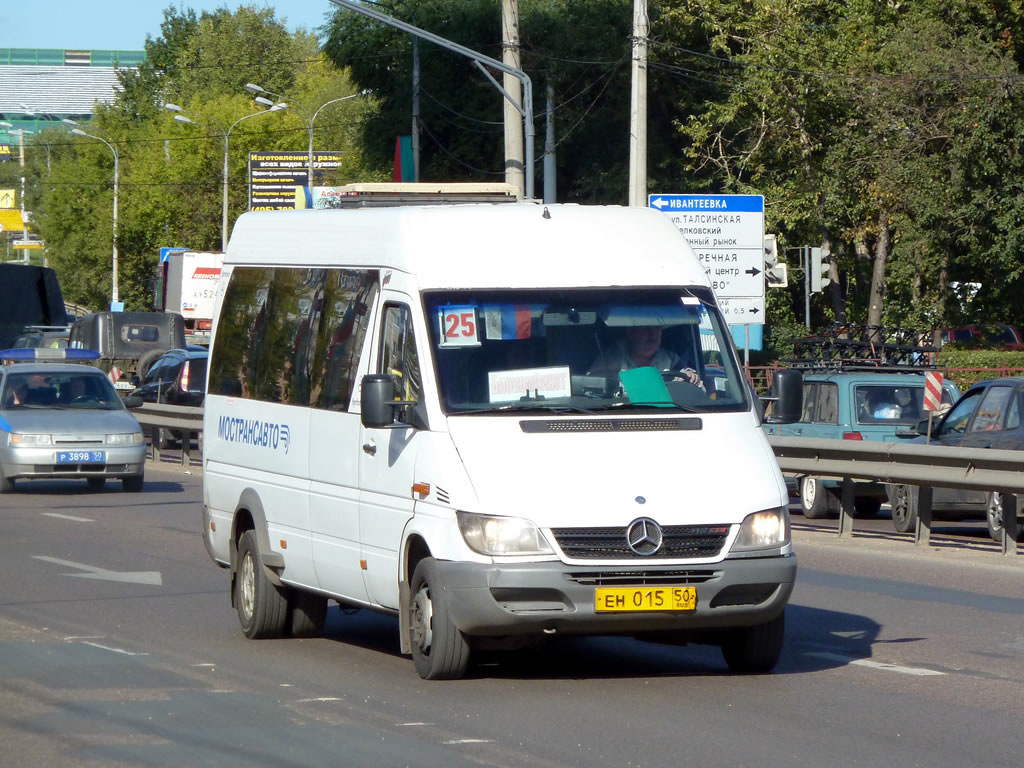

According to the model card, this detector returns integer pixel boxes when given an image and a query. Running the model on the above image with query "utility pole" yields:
[502,0,524,199]
[628,0,648,206]
[804,245,811,330]
[412,36,421,182]
[544,83,556,204]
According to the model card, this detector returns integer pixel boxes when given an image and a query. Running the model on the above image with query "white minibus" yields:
[202,194,799,679]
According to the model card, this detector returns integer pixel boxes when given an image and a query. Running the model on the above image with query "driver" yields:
[588,325,704,389]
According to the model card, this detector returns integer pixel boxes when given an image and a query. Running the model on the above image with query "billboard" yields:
[248,151,344,211]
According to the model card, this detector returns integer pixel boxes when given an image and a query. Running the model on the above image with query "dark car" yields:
[129,347,207,448]
[69,311,187,391]
[885,377,1024,541]
[940,323,1023,350]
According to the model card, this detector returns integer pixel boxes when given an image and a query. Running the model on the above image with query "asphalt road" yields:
[1,467,1022,768]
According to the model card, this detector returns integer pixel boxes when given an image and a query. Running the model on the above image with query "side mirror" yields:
[764,369,803,423]
[124,394,144,409]
[916,418,931,436]
[361,374,396,428]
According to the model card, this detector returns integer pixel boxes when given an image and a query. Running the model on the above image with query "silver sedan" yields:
[0,362,146,492]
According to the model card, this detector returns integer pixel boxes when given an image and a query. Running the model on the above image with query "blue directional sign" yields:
[649,193,766,325]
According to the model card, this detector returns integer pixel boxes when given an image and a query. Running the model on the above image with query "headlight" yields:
[731,507,790,552]
[9,433,52,447]
[106,432,143,445]
[457,511,554,556]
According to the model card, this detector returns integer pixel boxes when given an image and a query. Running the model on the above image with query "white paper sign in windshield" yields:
[488,366,571,403]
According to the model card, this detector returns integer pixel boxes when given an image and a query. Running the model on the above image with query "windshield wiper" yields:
[603,400,703,414]
[454,403,598,415]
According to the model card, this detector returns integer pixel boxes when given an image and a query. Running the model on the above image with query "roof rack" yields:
[299,182,521,209]
[784,324,939,370]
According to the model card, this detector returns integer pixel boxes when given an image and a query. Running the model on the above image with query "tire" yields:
[799,476,832,519]
[985,492,1016,542]
[122,472,144,492]
[0,467,13,493]
[288,589,327,637]
[853,497,882,518]
[409,557,471,680]
[721,613,785,674]
[888,484,918,533]
[235,529,288,639]
[136,348,167,379]
[86,477,105,491]
[156,427,178,450]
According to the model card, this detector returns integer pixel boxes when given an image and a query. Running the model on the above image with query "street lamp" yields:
[165,102,285,252]
[64,119,120,306]
[245,83,317,185]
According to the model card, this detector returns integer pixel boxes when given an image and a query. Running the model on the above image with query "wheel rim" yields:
[410,585,433,656]
[987,494,1003,534]
[803,478,816,507]
[239,551,255,621]
[892,487,908,525]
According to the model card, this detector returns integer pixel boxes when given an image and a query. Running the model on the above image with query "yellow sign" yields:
[0,188,15,208]
[0,209,24,231]
[12,241,42,249]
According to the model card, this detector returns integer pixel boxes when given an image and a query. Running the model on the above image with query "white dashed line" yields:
[806,651,945,676]
[443,739,495,745]
[80,641,149,657]
[296,697,342,703]
[43,513,94,522]
[396,722,433,726]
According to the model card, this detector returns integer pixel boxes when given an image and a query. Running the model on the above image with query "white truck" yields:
[157,250,224,346]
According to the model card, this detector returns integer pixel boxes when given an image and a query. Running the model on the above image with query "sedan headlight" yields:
[106,432,143,445]
[8,433,52,447]
[731,507,790,552]
[457,511,554,556]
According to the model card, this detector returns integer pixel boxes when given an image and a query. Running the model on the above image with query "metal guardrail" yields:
[768,435,1023,557]
[126,403,1020,556]
[131,403,203,466]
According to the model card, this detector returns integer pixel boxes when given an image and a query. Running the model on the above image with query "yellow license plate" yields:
[594,586,697,613]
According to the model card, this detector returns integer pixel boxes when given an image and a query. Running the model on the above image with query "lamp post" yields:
[64,119,120,306]
[165,102,285,252]
[244,83,318,186]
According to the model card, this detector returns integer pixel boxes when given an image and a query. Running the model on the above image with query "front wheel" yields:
[721,613,785,674]
[984,492,1020,542]
[122,471,144,492]
[235,529,288,639]
[409,558,470,680]
[888,484,918,533]
[0,467,13,493]
[799,476,831,519]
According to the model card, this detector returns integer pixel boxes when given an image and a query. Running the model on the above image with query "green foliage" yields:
[937,349,1024,369]
[26,5,378,311]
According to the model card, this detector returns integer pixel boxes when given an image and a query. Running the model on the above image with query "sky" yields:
[0,1,338,51]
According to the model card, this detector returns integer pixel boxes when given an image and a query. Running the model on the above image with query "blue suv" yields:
[763,370,960,518]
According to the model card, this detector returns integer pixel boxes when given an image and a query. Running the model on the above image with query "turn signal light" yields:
[412,482,430,496]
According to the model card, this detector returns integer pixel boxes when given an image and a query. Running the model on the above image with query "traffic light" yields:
[810,246,831,293]
[764,234,787,287]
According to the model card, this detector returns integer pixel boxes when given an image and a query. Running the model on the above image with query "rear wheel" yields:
[889,485,918,533]
[984,492,1019,542]
[799,476,831,519]
[235,529,288,639]
[409,558,471,680]
[721,613,785,674]
[156,428,178,450]
[86,477,105,491]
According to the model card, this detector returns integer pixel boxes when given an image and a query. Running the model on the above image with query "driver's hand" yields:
[676,367,706,392]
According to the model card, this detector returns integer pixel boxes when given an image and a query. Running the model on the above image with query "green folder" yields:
[618,366,674,407]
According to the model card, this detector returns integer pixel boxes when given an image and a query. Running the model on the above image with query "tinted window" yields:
[121,324,160,343]
[800,382,818,422]
[817,383,838,424]
[310,269,378,411]
[969,386,1013,433]
[939,390,983,436]
[1008,390,1021,431]
[211,266,378,409]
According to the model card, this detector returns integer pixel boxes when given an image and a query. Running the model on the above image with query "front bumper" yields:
[1,444,146,481]
[435,554,796,638]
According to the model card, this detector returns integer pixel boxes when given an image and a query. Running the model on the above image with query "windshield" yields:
[424,287,750,415]
[1,371,124,410]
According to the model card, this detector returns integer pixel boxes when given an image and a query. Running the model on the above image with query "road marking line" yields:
[80,641,149,657]
[43,513,94,522]
[806,651,945,676]
[443,739,494,745]
[296,697,342,703]
[397,722,433,726]
[64,636,104,641]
